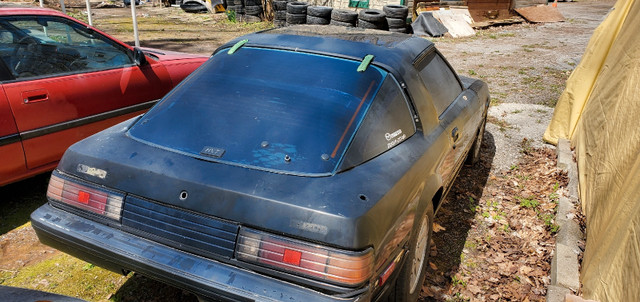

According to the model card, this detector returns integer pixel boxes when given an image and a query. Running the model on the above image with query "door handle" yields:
[21,89,49,104]
[451,127,460,142]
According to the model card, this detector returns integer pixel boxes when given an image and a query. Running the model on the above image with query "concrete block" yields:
[547,285,572,302]
[557,139,572,172]
[552,243,581,290]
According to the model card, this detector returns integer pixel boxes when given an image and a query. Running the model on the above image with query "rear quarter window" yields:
[417,51,462,116]
[340,75,416,170]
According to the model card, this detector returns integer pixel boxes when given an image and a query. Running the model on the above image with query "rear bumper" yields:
[31,204,371,302]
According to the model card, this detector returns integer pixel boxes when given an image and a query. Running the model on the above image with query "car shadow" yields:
[111,272,199,302]
[419,129,496,301]
[0,174,49,235]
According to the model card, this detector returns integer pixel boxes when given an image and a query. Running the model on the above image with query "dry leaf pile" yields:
[420,139,568,301]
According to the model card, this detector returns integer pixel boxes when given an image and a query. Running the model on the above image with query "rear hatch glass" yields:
[128,47,386,176]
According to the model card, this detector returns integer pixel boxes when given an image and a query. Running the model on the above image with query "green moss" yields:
[0,253,128,301]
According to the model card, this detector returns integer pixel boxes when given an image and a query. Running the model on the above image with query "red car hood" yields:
[141,47,209,61]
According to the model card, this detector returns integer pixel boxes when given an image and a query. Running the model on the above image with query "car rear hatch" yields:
[127,47,387,176]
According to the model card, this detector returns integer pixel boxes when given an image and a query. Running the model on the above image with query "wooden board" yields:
[515,5,565,22]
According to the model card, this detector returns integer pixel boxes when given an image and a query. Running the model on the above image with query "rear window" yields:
[128,47,386,176]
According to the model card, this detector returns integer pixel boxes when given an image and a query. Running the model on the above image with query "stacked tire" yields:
[330,9,357,27]
[383,5,409,33]
[306,6,332,25]
[286,1,308,25]
[357,9,388,30]
[273,0,287,27]
[232,0,245,22]
[244,0,263,23]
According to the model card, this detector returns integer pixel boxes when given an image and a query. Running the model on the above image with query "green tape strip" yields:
[228,39,248,55]
[357,55,375,72]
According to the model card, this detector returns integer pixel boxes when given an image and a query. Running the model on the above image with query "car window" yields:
[339,75,416,170]
[417,51,462,117]
[0,15,133,80]
[128,47,386,176]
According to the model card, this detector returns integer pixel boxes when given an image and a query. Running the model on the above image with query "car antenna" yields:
[357,55,375,72]
[228,39,249,55]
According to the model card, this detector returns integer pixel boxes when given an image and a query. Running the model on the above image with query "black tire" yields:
[331,9,358,23]
[386,17,405,28]
[286,1,308,14]
[329,19,355,27]
[244,0,260,5]
[273,0,287,10]
[387,204,434,302]
[244,15,262,22]
[357,18,388,30]
[307,5,332,17]
[358,9,386,22]
[389,27,408,33]
[273,19,286,27]
[466,112,487,165]
[234,5,244,13]
[307,15,330,25]
[245,5,263,15]
[383,4,408,19]
[274,10,286,20]
[286,12,306,24]
[227,0,235,6]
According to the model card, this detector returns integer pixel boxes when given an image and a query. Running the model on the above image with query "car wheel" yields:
[388,204,433,302]
[466,111,487,165]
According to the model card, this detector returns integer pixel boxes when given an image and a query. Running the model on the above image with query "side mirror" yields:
[133,47,147,66]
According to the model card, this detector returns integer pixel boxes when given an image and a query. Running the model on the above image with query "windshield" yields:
[128,47,386,175]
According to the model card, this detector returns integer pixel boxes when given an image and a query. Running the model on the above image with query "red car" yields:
[0,6,207,186]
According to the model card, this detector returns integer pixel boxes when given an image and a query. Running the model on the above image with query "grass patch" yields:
[0,253,128,301]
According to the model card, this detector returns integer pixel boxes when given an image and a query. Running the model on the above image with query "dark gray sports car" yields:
[32,26,489,301]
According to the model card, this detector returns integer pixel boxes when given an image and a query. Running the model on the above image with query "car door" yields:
[0,14,172,170]
[0,85,26,185]
[416,50,476,187]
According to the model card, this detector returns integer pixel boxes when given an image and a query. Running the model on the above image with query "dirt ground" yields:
[0,1,614,301]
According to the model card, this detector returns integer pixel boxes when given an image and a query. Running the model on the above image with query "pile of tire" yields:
[273,0,288,27]
[383,5,409,33]
[286,1,308,25]
[244,0,264,23]
[227,0,245,22]
[357,9,388,30]
[307,6,332,25]
[330,9,357,27]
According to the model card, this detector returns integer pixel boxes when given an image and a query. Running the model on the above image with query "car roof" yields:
[219,25,434,73]
[0,6,67,17]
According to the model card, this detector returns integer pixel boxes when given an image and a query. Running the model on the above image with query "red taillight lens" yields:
[47,173,124,220]
[236,228,373,286]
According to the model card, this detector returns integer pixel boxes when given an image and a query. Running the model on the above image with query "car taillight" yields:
[236,228,373,286]
[47,173,124,220]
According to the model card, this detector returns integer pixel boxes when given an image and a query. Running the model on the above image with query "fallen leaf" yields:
[433,223,446,233]
[429,262,438,270]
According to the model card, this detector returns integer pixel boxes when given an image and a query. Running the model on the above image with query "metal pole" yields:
[60,0,66,14]
[130,1,140,47]
[85,0,93,26]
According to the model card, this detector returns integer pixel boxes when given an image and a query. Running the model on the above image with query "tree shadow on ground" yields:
[419,130,496,301]
[0,174,49,235]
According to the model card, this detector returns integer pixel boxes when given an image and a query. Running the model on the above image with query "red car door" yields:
[1,14,172,171]
[0,86,26,185]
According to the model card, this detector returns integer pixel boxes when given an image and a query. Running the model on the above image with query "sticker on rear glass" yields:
[77,164,107,179]
[385,129,406,149]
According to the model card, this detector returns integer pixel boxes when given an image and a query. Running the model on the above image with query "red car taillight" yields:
[47,174,124,220]
[236,228,373,286]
